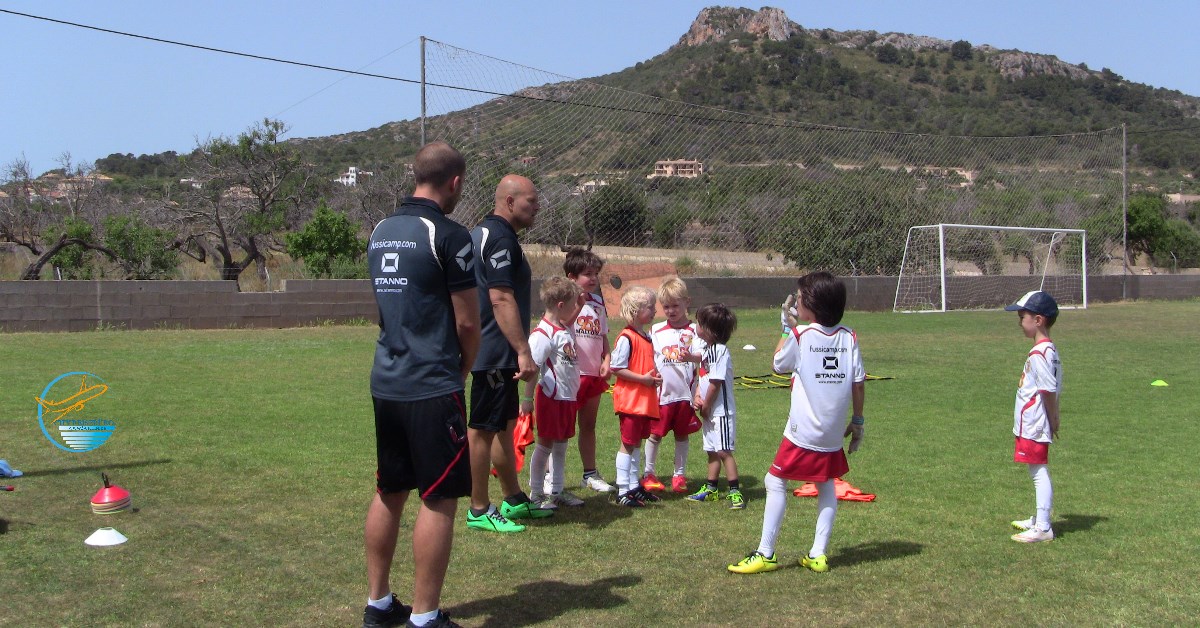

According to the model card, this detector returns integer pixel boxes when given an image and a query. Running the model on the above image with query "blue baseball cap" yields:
[1005,291,1059,318]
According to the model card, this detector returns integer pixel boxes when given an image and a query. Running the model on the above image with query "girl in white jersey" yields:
[1004,290,1062,543]
[729,272,866,576]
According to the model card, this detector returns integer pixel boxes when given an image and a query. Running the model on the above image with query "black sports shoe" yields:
[633,486,662,503]
[362,594,411,628]
[405,609,461,627]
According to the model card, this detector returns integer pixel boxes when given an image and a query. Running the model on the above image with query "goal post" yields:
[894,224,1088,313]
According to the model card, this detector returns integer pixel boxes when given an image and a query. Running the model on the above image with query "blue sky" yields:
[2,1,1197,176]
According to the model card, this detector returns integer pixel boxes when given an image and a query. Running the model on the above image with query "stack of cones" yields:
[90,473,131,514]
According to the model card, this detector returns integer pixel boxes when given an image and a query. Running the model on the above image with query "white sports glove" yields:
[845,416,865,454]
[781,294,798,333]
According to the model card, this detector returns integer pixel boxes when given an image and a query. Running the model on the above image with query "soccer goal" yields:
[894,224,1087,313]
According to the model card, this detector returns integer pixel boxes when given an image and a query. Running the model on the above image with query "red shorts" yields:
[650,401,701,438]
[1014,436,1049,465]
[577,375,610,401]
[768,439,849,483]
[534,391,577,441]
[618,413,653,446]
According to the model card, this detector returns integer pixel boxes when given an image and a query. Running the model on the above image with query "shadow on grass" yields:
[1055,513,1107,538]
[18,458,173,478]
[450,574,640,627]
[0,518,7,534]
[527,494,637,529]
[831,540,923,569]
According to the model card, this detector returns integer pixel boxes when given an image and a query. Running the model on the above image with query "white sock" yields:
[630,448,642,492]
[810,479,838,557]
[367,593,393,610]
[529,444,551,497]
[757,472,787,557]
[408,610,438,627]
[615,452,631,494]
[550,441,568,494]
[1030,464,1053,530]
[644,439,660,475]
[673,439,690,477]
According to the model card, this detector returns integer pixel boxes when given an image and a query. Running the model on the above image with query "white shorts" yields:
[701,413,736,453]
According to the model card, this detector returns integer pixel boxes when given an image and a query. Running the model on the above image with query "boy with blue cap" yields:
[1004,290,1062,543]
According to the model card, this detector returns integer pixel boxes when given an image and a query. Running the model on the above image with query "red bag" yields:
[491,411,536,476]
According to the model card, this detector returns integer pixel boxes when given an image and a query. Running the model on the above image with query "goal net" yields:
[894,224,1087,312]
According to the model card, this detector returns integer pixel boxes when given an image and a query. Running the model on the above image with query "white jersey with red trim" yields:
[652,320,699,405]
[529,317,580,401]
[773,323,865,452]
[573,292,608,376]
[1013,339,1061,443]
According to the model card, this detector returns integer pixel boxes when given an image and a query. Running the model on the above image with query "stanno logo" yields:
[490,248,512,269]
[455,243,474,271]
[822,356,839,370]
[381,252,400,273]
[35,372,117,452]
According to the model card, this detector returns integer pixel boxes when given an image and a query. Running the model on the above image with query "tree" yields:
[875,43,900,65]
[175,119,319,283]
[1150,219,1200,269]
[770,170,911,274]
[103,215,179,279]
[1,156,126,280]
[1126,192,1167,262]
[286,200,366,278]
[951,40,973,61]
[585,181,647,246]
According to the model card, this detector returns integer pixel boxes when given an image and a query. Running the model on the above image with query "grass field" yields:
[3,301,1199,626]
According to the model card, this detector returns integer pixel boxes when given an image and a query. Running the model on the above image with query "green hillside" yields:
[272,6,1200,177]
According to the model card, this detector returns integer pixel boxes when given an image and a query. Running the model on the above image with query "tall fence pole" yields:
[1122,123,1129,300]
[420,36,426,147]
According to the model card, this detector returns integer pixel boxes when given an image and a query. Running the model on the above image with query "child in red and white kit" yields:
[644,276,702,494]
[729,271,866,575]
[522,277,586,509]
[563,248,615,494]
[1004,290,1063,543]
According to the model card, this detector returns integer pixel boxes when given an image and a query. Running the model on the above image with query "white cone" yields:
[742,344,757,351]
[85,527,128,546]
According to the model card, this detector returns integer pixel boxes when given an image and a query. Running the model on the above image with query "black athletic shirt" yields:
[470,213,532,372]
[369,196,476,401]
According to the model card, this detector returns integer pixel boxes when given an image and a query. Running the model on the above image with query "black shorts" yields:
[468,368,518,432]
[372,393,470,499]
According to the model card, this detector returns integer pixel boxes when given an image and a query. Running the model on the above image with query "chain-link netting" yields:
[423,39,1126,277]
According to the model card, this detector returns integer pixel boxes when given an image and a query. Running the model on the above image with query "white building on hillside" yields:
[335,167,373,186]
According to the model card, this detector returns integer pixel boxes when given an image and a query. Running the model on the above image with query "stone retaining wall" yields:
[0,275,1195,332]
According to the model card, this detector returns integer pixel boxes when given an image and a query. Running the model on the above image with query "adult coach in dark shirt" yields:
[362,141,479,628]
[463,174,551,533]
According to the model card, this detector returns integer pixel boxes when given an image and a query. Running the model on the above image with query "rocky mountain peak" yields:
[675,6,1100,84]
[676,6,800,48]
